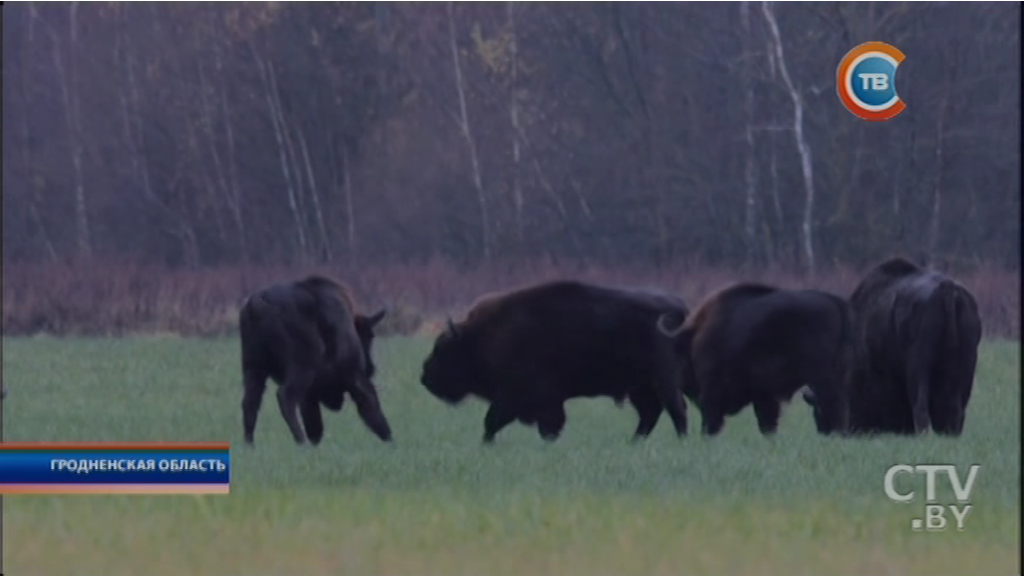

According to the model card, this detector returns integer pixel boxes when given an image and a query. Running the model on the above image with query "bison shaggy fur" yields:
[238,275,393,446]
[419,280,691,444]
[657,282,853,437]
[804,257,982,436]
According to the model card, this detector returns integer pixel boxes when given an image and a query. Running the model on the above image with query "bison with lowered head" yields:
[238,275,393,446]
[657,282,853,437]
[419,280,691,444]
[803,257,982,436]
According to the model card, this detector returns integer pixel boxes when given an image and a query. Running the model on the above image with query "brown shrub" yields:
[2,258,1018,339]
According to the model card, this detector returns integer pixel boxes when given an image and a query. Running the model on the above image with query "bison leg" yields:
[752,395,781,436]
[276,368,314,445]
[929,379,968,437]
[694,364,727,437]
[804,376,848,436]
[930,396,965,437]
[699,407,726,437]
[696,382,728,436]
[241,368,268,446]
[905,354,933,434]
[348,377,393,442]
[300,396,325,446]
[931,342,977,437]
[482,401,518,444]
[536,402,567,442]
[652,357,689,438]
[629,388,663,441]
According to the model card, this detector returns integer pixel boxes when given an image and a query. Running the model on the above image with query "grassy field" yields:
[2,337,1019,576]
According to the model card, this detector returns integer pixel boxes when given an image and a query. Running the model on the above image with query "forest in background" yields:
[2,2,1020,338]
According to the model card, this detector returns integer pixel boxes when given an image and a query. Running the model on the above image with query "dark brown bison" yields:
[803,257,982,436]
[419,280,691,443]
[238,275,393,446]
[657,283,853,437]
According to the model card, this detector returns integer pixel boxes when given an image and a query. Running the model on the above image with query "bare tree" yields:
[741,1,760,265]
[447,1,491,263]
[298,128,333,262]
[253,48,309,262]
[928,53,957,263]
[1,3,1018,271]
[761,1,816,274]
[34,2,92,259]
[508,1,525,246]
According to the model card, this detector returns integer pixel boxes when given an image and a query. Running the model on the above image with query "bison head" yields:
[802,388,820,416]
[655,312,700,401]
[802,387,849,436]
[354,308,387,378]
[420,318,478,404]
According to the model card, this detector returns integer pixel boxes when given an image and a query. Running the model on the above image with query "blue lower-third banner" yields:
[0,442,230,494]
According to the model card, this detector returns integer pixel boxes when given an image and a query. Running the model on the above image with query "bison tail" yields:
[656,312,687,338]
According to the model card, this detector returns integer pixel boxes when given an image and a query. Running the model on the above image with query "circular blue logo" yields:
[837,42,906,121]
[850,56,897,108]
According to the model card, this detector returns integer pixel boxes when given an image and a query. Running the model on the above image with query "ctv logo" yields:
[836,41,906,121]
[884,464,980,531]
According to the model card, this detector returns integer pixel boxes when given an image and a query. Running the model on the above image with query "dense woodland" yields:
[2,2,1020,338]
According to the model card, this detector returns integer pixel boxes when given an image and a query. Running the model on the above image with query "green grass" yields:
[2,337,1020,576]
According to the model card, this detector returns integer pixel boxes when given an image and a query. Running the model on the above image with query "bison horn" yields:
[802,389,817,407]
[446,317,460,337]
[367,307,387,327]
[656,312,687,338]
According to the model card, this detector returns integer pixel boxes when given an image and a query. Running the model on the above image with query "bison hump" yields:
[685,282,778,330]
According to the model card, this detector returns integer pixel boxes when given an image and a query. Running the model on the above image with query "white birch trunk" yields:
[741,1,759,264]
[43,2,92,258]
[447,1,491,262]
[342,146,358,268]
[508,1,524,246]
[254,50,308,260]
[761,1,816,274]
[298,128,333,262]
[928,62,955,263]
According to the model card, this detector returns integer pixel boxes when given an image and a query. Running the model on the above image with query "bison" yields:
[238,275,393,446]
[419,280,691,443]
[803,257,982,436]
[656,283,853,437]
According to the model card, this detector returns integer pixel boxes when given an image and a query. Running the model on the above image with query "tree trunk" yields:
[298,127,333,263]
[196,60,239,263]
[218,73,248,264]
[253,49,309,262]
[21,5,58,263]
[447,2,491,263]
[741,1,760,266]
[342,145,358,268]
[762,1,816,275]
[927,60,956,264]
[508,1,524,248]
[45,2,92,259]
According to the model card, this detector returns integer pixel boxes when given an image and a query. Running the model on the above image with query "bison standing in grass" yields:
[419,280,691,444]
[238,275,393,446]
[804,257,982,436]
[657,283,853,437]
